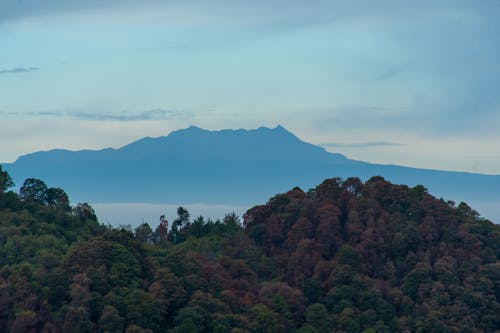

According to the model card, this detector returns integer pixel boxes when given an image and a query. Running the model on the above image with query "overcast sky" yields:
[1,0,500,174]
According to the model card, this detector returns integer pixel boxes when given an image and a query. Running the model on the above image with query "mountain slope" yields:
[3,126,499,220]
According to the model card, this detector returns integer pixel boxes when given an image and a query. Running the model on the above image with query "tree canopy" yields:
[0,165,14,192]
[0,170,499,332]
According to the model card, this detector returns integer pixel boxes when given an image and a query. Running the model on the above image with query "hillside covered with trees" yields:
[0,165,499,332]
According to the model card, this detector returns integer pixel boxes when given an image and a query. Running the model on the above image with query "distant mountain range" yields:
[3,125,499,220]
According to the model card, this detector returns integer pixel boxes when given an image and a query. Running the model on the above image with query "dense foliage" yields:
[0,165,499,332]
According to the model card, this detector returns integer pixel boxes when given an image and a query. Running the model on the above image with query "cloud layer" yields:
[0,109,181,122]
[320,141,405,149]
[0,67,39,75]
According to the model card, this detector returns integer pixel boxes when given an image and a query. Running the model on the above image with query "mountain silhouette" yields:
[3,125,499,221]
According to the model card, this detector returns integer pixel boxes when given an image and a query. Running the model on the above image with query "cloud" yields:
[0,109,182,121]
[319,141,405,148]
[0,0,338,32]
[2,0,488,31]
[70,109,181,121]
[0,67,40,75]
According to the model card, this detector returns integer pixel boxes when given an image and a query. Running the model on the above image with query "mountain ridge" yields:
[3,125,499,221]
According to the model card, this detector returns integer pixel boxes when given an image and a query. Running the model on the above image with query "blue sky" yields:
[1,0,500,174]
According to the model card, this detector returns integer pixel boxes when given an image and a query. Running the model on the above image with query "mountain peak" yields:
[170,125,292,136]
[252,124,294,135]
[114,124,340,164]
[185,125,205,132]
[271,124,297,137]
[168,125,206,136]
[162,125,301,145]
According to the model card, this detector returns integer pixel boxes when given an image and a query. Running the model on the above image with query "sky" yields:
[1,0,500,174]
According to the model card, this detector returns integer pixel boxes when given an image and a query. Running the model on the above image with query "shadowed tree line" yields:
[0,165,499,332]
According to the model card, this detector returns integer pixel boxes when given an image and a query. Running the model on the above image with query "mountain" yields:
[3,125,500,220]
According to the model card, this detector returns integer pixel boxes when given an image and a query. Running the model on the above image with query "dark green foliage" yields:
[0,169,499,332]
[99,305,124,333]
[134,222,153,243]
[303,303,332,333]
[170,206,190,244]
[0,165,14,192]
[249,303,283,333]
[19,178,48,203]
[45,187,71,211]
[74,202,97,222]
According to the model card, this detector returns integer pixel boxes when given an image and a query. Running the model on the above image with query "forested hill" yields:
[1,166,500,332]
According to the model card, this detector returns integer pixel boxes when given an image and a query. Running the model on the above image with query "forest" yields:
[0,165,499,332]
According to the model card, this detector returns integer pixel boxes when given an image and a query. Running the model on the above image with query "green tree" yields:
[124,289,161,331]
[304,303,332,333]
[19,178,48,203]
[176,206,190,224]
[73,203,97,221]
[10,310,37,333]
[46,187,71,211]
[62,306,95,333]
[99,305,124,333]
[170,207,191,244]
[147,267,187,320]
[172,307,206,333]
[153,215,169,246]
[134,222,153,243]
[223,212,241,230]
[249,304,284,333]
[0,165,14,192]
[337,245,363,271]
